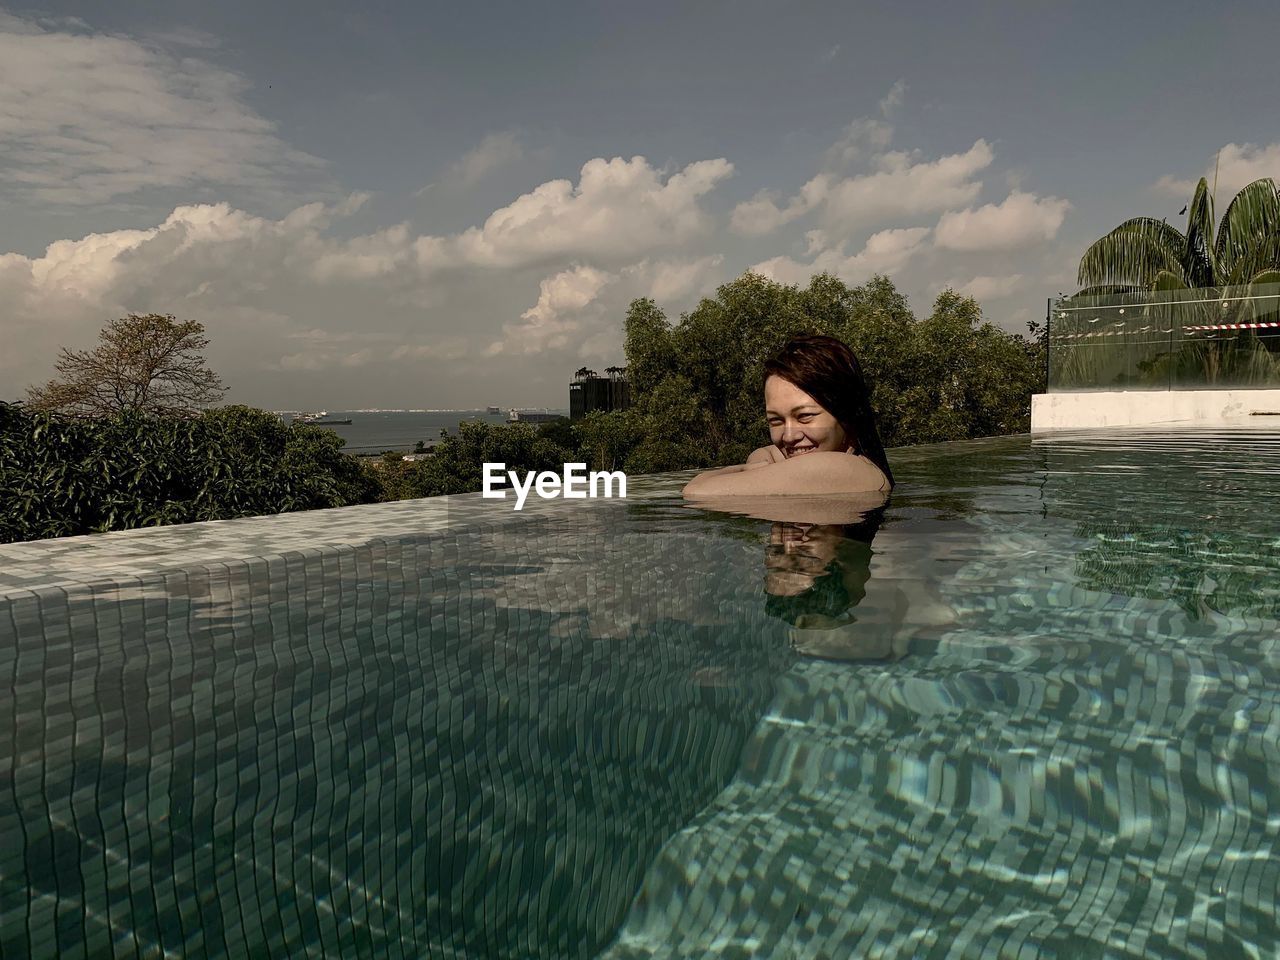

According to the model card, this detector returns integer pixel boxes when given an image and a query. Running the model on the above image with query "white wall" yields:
[1031,389,1280,432]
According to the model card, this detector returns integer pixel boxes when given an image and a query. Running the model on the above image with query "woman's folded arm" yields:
[682,451,889,497]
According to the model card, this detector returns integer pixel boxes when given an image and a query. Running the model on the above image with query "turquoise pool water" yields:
[3,428,1279,958]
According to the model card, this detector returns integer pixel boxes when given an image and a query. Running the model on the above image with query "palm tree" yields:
[1070,177,1280,386]
[1078,176,1280,294]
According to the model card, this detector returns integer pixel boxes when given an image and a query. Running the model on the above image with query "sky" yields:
[2,0,1278,409]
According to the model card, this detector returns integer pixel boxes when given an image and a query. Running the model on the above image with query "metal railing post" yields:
[1045,297,1052,392]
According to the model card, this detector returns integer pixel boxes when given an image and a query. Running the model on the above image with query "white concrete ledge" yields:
[1031,389,1280,432]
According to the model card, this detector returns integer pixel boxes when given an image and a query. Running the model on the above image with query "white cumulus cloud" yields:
[487,265,615,356]
[1156,142,1280,199]
[311,224,414,281]
[731,139,993,239]
[421,155,734,271]
[622,255,725,302]
[751,226,932,286]
[953,274,1024,300]
[0,197,460,390]
[730,176,832,237]
[934,191,1070,251]
[824,141,994,226]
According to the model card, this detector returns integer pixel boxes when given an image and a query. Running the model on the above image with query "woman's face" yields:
[764,375,850,458]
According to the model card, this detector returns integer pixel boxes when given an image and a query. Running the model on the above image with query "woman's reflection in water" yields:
[766,514,902,661]
[689,493,909,662]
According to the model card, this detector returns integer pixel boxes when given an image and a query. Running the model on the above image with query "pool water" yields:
[3,428,1280,958]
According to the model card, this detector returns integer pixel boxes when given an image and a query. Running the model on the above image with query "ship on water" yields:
[486,405,501,414]
[506,408,563,424]
[294,411,353,425]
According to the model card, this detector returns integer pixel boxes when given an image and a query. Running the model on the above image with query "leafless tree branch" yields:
[25,314,227,417]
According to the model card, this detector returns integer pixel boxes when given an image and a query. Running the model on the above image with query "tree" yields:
[1078,177,1280,294]
[395,420,574,498]
[27,313,227,417]
[574,410,641,472]
[620,272,1039,467]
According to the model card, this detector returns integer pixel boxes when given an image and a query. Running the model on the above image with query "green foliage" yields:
[534,416,578,453]
[573,410,643,472]
[388,420,576,499]
[0,402,379,544]
[620,272,1039,466]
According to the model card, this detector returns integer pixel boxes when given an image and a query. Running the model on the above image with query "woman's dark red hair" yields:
[762,334,894,487]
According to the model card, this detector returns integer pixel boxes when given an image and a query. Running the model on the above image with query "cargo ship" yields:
[295,411,353,425]
[506,408,563,424]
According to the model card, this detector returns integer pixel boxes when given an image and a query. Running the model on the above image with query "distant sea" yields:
[275,409,567,454]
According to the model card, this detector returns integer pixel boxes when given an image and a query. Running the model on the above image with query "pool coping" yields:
[0,432,1121,601]
[0,472,691,600]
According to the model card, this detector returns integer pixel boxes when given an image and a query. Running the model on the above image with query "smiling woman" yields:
[682,334,893,497]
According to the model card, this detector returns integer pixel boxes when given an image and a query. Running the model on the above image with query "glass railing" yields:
[1047,283,1280,391]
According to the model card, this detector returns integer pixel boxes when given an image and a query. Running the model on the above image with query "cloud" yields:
[310,224,414,281]
[277,348,377,372]
[1156,142,1280,199]
[730,139,993,238]
[623,255,725,302]
[934,191,1070,251]
[274,332,470,371]
[0,196,454,387]
[144,26,223,49]
[0,146,739,396]
[730,176,831,236]
[0,12,324,205]
[820,82,904,172]
[451,130,524,186]
[821,118,896,172]
[484,254,726,360]
[418,155,734,270]
[751,226,931,286]
[878,80,906,117]
[388,338,470,362]
[486,265,614,356]
[953,274,1024,300]
[824,141,994,225]
[732,84,965,239]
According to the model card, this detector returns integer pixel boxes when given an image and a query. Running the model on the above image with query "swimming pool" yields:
[2,427,1278,958]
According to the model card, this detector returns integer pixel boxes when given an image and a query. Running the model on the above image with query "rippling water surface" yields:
[4,427,1280,958]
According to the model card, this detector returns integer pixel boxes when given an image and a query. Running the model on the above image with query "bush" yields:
[387,420,577,499]
[0,402,380,544]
